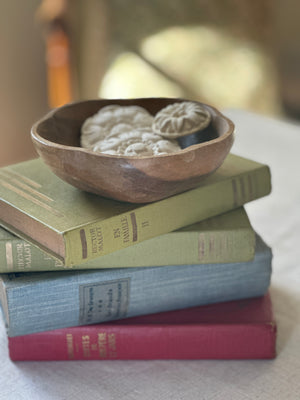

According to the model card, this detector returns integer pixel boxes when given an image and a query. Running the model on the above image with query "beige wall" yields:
[0,1,49,167]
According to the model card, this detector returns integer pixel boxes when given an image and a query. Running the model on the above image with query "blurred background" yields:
[1,0,300,167]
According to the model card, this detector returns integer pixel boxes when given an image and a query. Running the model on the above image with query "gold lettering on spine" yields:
[98,332,107,358]
[120,212,138,243]
[108,333,117,358]
[121,216,130,243]
[5,242,13,271]
[81,335,91,358]
[97,332,117,359]
[90,227,103,254]
[66,333,74,359]
[23,242,32,269]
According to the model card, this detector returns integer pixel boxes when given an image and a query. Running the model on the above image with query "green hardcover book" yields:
[0,207,255,272]
[0,154,271,267]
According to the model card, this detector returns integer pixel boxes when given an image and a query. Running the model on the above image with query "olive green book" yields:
[0,207,255,272]
[0,154,271,267]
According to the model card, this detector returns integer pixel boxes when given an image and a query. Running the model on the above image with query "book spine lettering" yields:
[0,206,256,271]
[0,226,254,272]
[0,238,64,272]
[197,229,254,264]
[9,323,276,361]
[3,235,272,337]
[64,167,270,266]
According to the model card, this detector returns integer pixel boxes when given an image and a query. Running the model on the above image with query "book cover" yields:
[0,235,272,337]
[8,293,276,361]
[0,207,255,272]
[0,154,271,267]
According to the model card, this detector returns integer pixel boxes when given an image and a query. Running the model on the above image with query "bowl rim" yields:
[31,98,235,160]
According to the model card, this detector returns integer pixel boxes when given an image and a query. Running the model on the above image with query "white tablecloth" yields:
[0,109,299,399]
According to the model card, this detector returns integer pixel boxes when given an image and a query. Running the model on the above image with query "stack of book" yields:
[0,153,276,361]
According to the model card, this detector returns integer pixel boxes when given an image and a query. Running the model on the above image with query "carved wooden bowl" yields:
[31,98,234,203]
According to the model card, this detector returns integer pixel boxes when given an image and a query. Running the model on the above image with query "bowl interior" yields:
[34,98,232,153]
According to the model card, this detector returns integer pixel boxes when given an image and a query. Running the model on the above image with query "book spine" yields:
[0,237,64,273]
[64,166,271,266]
[8,323,276,361]
[0,224,255,272]
[195,228,255,264]
[3,236,272,337]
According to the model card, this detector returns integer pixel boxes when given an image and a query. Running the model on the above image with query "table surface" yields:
[0,109,299,400]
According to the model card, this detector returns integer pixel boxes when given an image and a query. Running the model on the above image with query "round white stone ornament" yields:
[152,101,211,139]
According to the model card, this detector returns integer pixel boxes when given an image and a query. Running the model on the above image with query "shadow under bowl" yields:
[31,98,235,203]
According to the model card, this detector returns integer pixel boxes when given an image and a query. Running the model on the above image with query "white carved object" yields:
[152,101,211,138]
[80,104,181,156]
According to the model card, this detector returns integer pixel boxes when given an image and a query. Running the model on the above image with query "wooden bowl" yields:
[31,98,234,203]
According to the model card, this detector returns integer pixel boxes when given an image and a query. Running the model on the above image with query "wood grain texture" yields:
[31,98,234,203]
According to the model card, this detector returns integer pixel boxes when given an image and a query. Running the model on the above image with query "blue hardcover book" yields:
[0,235,272,337]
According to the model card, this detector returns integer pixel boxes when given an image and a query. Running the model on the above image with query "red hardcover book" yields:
[8,294,276,361]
